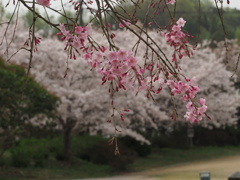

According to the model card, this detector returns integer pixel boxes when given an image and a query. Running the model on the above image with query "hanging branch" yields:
[214,0,229,63]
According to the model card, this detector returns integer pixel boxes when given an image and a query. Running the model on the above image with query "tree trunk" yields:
[63,125,73,162]
[59,117,76,163]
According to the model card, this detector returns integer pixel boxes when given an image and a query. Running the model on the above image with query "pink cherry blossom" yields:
[120,76,134,90]
[59,24,69,36]
[85,23,92,34]
[77,32,88,40]
[120,63,130,73]
[111,66,122,75]
[172,25,181,32]
[184,99,208,123]
[82,53,92,60]
[166,0,176,5]
[177,17,186,27]
[140,68,145,74]
[186,101,195,111]
[119,20,131,28]
[198,105,208,114]
[159,78,167,88]
[127,56,138,67]
[117,49,129,60]
[167,80,176,89]
[111,59,120,67]
[199,98,206,106]
[139,77,150,91]
[108,74,116,80]
[75,26,84,34]
[184,112,197,123]
[108,51,118,61]
[93,52,104,60]
[72,37,82,49]
[37,0,50,6]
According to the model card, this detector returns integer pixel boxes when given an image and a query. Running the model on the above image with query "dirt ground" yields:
[80,155,240,180]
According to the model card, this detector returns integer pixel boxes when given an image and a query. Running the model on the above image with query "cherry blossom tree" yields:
[1,21,240,148]
[0,0,238,157]
[110,29,240,128]
[160,41,240,128]
[0,25,171,160]
[214,40,240,81]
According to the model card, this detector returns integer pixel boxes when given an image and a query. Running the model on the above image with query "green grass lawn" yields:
[0,157,114,180]
[1,146,240,180]
[129,146,240,171]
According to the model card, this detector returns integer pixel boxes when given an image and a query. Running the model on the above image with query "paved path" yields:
[77,155,240,180]
[79,176,158,180]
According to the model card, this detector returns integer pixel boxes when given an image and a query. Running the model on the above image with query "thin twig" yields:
[231,53,240,79]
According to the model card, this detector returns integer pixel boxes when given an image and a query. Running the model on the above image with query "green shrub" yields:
[82,141,137,171]
[120,137,152,157]
[0,151,12,166]
[193,126,240,146]
[108,145,137,171]
[48,135,137,171]
[47,135,108,162]
[152,124,189,149]
[48,137,65,161]
[8,135,138,171]
[10,138,49,167]
[72,134,106,160]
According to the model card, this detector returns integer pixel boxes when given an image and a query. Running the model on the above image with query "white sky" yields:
[212,0,240,9]
[2,0,240,17]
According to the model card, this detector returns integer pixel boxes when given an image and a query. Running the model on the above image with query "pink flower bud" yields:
[140,68,145,74]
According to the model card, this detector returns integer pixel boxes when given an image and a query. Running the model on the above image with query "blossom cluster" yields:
[23,36,42,52]
[83,49,147,91]
[162,17,193,61]
[160,18,208,122]
[184,98,208,123]
[136,63,208,123]
[58,24,149,94]
[82,46,207,123]
[57,19,207,124]
[166,78,207,122]
[57,23,92,59]
[167,78,199,101]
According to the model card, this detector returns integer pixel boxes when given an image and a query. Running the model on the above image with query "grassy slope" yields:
[0,158,114,180]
